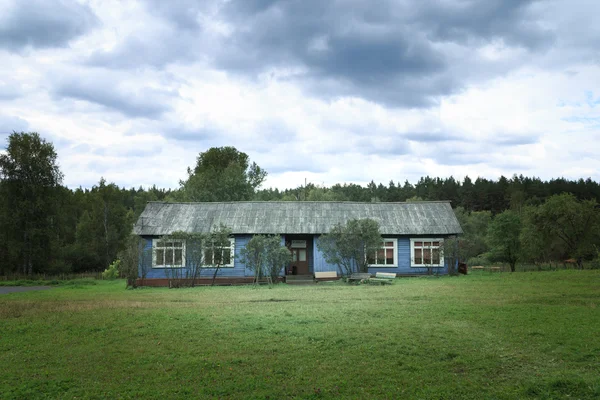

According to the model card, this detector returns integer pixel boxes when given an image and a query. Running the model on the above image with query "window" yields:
[152,238,236,268]
[410,239,444,267]
[203,238,235,268]
[153,239,185,268]
[291,249,307,262]
[367,239,397,267]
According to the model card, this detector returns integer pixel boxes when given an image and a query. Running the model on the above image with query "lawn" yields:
[1,271,599,399]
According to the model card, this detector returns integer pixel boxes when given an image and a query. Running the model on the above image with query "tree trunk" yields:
[211,264,221,286]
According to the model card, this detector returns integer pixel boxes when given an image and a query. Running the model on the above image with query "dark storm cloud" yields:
[86,0,556,108]
[0,0,98,51]
[416,0,554,49]
[52,75,175,119]
[142,0,209,30]
[211,0,553,106]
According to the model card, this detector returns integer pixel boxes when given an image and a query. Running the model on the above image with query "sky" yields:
[1,0,599,191]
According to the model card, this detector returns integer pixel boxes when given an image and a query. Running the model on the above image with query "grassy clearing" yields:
[1,271,599,399]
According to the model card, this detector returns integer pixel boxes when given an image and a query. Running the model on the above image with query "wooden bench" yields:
[315,271,338,279]
[471,266,485,270]
[369,272,396,284]
[348,273,371,282]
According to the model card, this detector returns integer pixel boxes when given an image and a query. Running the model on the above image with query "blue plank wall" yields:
[312,235,451,276]
[140,235,257,278]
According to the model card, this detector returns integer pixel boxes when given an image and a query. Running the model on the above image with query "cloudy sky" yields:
[1,0,599,190]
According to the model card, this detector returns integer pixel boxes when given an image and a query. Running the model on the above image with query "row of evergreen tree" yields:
[1,132,599,275]
[255,176,600,215]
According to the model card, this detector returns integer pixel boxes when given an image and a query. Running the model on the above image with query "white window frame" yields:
[410,238,444,268]
[367,238,398,267]
[203,238,235,268]
[152,239,186,268]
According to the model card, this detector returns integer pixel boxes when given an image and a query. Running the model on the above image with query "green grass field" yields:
[1,271,599,399]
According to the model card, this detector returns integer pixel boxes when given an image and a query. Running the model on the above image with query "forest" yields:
[1,132,599,276]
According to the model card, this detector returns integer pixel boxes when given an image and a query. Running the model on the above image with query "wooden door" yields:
[289,241,309,275]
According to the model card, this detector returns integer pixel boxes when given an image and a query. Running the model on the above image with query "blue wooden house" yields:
[133,201,463,285]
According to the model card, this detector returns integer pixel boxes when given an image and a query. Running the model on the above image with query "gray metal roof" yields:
[134,201,463,236]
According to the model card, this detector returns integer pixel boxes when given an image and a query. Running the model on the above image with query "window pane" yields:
[414,249,422,264]
[292,250,297,261]
[377,248,385,262]
[414,241,423,247]
[165,242,173,247]
[204,249,214,264]
[432,249,440,265]
[156,249,164,265]
[432,241,440,247]
[424,249,431,264]
[386,248,394,264]
[424,242,432,247]
[222,249,231,265]
[299,249,306,262]
[384,241,394,247]
[165,249,174,264]
[174,249,183,265]
[213,248,222,264]
[173,242,183,248]
[156,241,165,248]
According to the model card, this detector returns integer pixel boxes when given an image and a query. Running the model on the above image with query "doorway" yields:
[286,236,311,275]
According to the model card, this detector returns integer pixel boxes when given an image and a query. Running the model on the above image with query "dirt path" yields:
[0,286,53,295]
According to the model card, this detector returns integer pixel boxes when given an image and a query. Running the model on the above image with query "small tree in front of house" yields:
[203,224,233,286]
[162,231,206,287]
[316,218,382,276]
[438,236,466,276]
[264,236,292,283]
[119,234,152,288]
[238,235,290,285]
[162,225,234,287]
[239,235,268,284]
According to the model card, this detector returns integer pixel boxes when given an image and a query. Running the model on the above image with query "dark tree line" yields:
[0,133,172,275]
[256,175,600,214]
[1,132,599,276]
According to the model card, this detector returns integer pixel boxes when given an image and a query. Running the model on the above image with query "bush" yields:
[589,246,600,270]
[102,260,120,280]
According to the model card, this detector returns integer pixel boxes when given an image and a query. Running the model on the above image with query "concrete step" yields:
[285,275,313,281]
[285,275,315,284]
